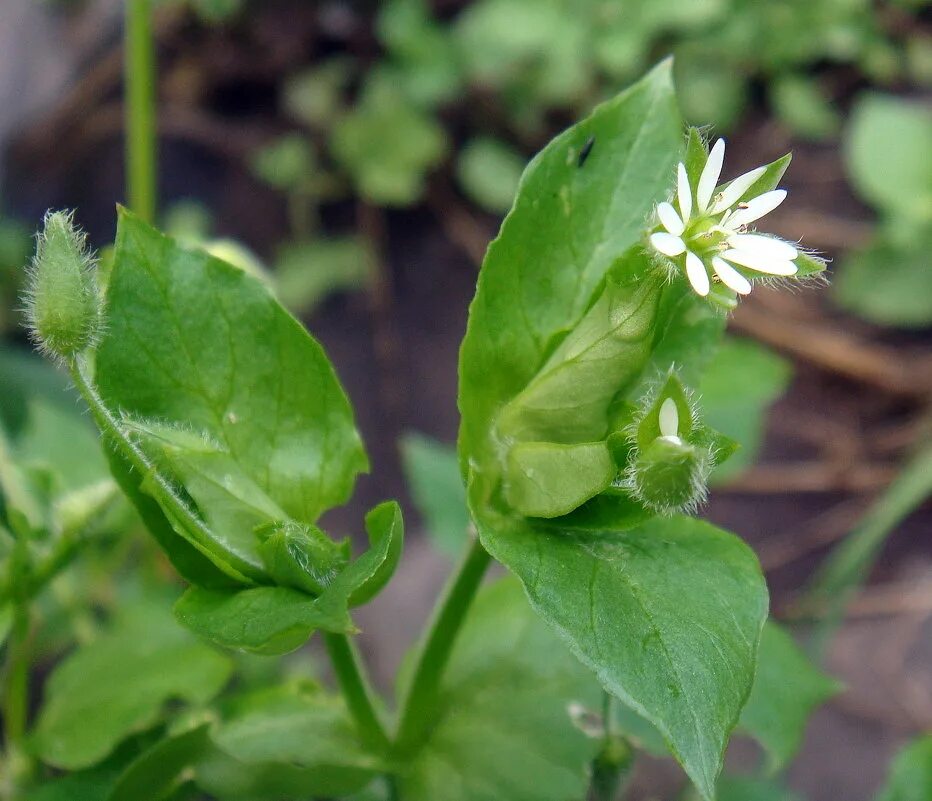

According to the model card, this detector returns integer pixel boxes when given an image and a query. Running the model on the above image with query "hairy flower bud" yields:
[24,211,102,361]
[623,373,713,515]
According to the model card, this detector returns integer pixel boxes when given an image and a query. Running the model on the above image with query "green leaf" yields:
[495,258,662,445]
[471,502,768,801]
[174,585,346,655]
[195,748,372,801]
[738,623,839,773]
[834,227,932,328]
[458,61,682,482]
[846,94,932,222]
[189,0,244,24]
[700,338,792,483]
[397,577,602,801]
[109,719,213,801]
[456,138,526,214]
[771,75,841,141]
[174,502,403,653]
[282,59,352,129]
[504,440,616,519]
[399,433,469,557]
[674,56,747,131]
[14,398,111,493]
[250,135,316,192]
[205,684,382,797]
[377,0,462,107]
[454,0,590,108]
[331,71,447,206]
[128,419,287,581]
[95,210,367,566]
[714,776,805,801]
[274,237,373,315]
[875,735,932,801]
[31,600,231,770]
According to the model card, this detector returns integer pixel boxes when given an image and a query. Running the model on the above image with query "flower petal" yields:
[657,202,685,236]
[677,162,692,221]
[650,232,686,257]
[710,166,766,213]
[712,256,752,295]
[726,189,787,228]
[659,397,679,438]
[722,249,799,276]
[685,250,710,296]
[726,233,798,261]
[697,138,725,211]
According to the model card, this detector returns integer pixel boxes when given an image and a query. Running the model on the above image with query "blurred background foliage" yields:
[0,1,930,800]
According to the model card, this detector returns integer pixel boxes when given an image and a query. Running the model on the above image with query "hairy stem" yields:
[67,357,250,583]
[125,0,157,222]
[394,536,491,754]
[323,633,391,753]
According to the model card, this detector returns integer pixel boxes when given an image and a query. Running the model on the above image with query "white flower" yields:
[648,138,800,298]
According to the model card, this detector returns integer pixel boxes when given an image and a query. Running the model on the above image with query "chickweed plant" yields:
[5,55,929,801]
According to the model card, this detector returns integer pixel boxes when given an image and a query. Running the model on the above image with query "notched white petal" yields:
[710,166,766,213]
[657,202,685,236]
[727,189,787,227]
[676,162,692,221]
[650,232,686,257]
[712,256,752,295]
[659,397,679,438]
[685,250,710,296]
[727,233,798,261]
[697,138,725,211]
[722,249,799,276]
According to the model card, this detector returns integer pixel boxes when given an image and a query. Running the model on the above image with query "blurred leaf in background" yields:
[835,94,932,327]
[700,338,793,483]
[377,0,463,108]
[399,433,468,558]
[332,72,447,206]
[875,735,932,801]
[456,137,526,214]
[0,216,33,335]
[274,237,373,316]
[31,598,231,770]
[283,59,354,130]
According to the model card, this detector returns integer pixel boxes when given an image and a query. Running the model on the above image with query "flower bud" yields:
[629,435,709,515]
[24,211,101,361]
[623,373,711,515]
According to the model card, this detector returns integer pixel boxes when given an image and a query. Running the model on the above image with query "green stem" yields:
[323,633,390,753]
[3,607,31,748]
[805,440,932,658]
[394,536,491,754]
[125,0,157,222]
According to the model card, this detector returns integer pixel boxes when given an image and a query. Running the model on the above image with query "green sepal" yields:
[683,127,708,189]
[635,373,693,450]
[255,520,351,597]
[631,436,706,513]
[793,250,827,278]
[732,153,791,205]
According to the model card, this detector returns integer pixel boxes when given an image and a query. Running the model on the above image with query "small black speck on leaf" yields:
[577,136,595,167]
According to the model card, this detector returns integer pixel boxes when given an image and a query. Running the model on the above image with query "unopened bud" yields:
[24,211,101,360]
[623,373,711,515]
